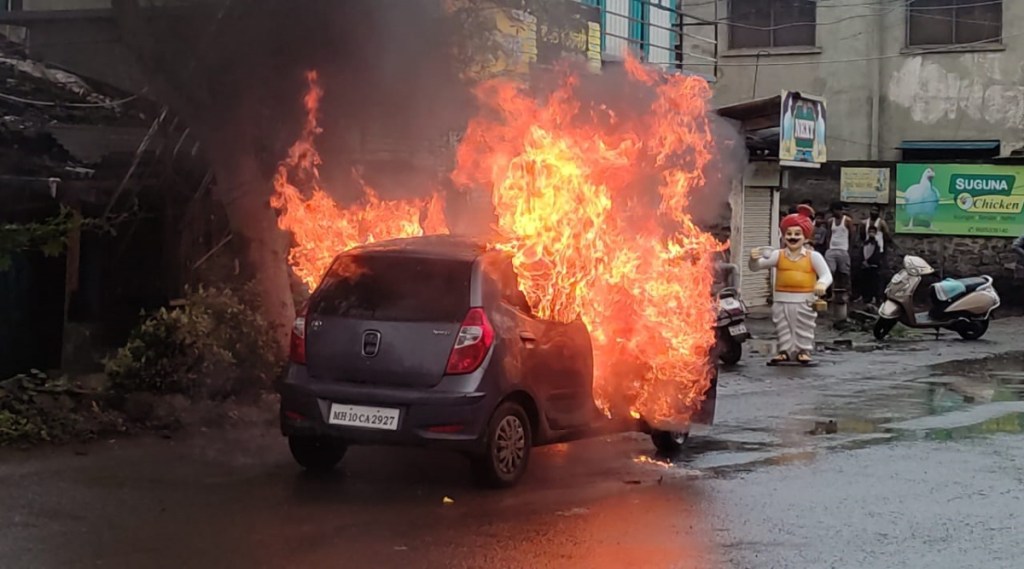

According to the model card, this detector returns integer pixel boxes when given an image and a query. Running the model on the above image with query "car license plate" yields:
[328,403,400,431]
[728,324,748,336]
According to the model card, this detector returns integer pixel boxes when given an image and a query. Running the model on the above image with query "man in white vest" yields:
[825,202,855,299]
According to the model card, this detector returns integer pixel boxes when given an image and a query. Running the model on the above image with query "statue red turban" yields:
[796,204,815,219]
[780,213,813,238]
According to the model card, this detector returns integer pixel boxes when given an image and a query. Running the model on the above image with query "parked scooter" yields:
[715,287,750,365]
[874,255,1000,341]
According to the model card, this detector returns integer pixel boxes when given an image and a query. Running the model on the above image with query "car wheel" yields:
[288,436,347,472]
[651,430,689,455]
[873,317,898,340]
[473,402,532,488]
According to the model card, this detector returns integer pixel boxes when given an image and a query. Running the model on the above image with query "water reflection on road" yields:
[3,346,1024,568]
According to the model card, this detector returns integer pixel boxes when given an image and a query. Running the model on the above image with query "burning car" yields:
[277,235,717,487]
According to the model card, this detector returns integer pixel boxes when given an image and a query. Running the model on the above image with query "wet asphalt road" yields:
[3,318,1024,569]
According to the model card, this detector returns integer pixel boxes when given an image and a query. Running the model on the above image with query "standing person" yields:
[860,225,884,305]
[1012,232,1024,268]
[861,205,890,255]
[812,211,829,255]
[712,227,739,294]
[825,202,854,299]
[749,213,832,365]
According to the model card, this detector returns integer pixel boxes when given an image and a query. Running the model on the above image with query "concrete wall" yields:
[682,0,1024,161]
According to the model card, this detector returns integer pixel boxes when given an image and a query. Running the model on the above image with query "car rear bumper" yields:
[276,366,494,452]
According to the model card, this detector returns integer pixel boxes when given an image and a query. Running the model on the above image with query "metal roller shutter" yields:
[740,187,773,306]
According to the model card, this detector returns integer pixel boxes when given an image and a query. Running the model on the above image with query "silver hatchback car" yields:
[276,236,717,487]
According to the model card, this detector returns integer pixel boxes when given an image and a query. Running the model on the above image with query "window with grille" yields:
[907,0,1002,47]
[728,0,816,49]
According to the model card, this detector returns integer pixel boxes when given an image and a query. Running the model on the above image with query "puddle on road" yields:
[670,352,1024,475]
[824,353,1024,439]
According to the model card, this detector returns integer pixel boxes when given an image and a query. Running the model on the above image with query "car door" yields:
[493,259,593,431]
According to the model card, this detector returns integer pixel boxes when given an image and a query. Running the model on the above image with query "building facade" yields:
[683,0,1016,161]
[682,0,1023,304]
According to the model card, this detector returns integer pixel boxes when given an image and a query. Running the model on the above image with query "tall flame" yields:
[271,71,448,289]
[272,60,723,428]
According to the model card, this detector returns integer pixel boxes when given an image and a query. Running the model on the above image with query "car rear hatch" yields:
[305,253,472,388]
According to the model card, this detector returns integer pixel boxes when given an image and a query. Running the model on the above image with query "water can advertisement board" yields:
[895,163,1024,237]
[779,91,826,167]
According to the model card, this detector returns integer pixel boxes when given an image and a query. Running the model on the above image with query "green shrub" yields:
[0,370,120,444]
[104,286,283,399]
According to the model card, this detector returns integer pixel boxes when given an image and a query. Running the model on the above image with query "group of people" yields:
[790,200,891,306]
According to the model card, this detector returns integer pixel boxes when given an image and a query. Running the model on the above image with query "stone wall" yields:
[781,163,1023,307]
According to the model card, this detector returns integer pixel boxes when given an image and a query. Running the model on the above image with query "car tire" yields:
[472,401,532,489]
[651,430,689,455]
[288,436,347,472]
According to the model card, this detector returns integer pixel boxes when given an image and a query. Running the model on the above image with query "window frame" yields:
[905,0,1003,48]
[727,0,817,51]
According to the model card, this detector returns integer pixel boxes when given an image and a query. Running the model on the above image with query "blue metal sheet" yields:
[897,140,1000,150]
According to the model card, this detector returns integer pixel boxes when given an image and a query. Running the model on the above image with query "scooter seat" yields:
[928,277,990,319]
[954,277,988,294]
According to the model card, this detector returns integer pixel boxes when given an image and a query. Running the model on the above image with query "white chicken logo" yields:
[903,167,940,228]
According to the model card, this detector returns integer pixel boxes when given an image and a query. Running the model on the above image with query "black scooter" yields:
[714,287,749,365]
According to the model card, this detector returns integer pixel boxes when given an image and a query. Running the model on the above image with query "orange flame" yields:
[271,71,448,289]
[453,61,721,427]
[272,59,723,428]
[633,455,673,468]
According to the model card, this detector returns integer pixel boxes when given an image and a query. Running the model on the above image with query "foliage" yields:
[0,206,122,270]
[104,285,283,399]
[0,370,121,445]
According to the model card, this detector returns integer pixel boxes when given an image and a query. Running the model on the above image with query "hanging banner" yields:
[535,1,602,73]
[461,0,602,81]
[895,163,1024,236]
[779,91,826,168]
[840,167,890,203]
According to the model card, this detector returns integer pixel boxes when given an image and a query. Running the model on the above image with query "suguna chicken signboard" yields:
[895,163,1024,236]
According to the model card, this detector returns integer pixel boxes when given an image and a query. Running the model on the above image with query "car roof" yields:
[342,235,492,262]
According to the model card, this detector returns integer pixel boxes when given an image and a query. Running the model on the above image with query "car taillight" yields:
[289,314,307,365]
[445,307,494,375]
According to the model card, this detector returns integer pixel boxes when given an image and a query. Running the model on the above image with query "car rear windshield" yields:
[310,254,472,322]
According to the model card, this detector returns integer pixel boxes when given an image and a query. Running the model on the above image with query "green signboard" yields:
[895,163,1024,237]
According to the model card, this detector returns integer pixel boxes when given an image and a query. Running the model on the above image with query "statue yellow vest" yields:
[775,253,816,293]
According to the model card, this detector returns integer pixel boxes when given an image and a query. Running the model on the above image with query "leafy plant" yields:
[0,205,126,270]
[104,285,283,399]
[0,370,120,445]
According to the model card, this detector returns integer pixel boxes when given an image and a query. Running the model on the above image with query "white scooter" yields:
[874,255,1000,341]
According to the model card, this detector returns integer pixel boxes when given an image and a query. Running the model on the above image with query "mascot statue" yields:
[750,211,833,365]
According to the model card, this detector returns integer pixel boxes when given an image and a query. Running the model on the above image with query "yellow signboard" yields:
[463,1,602,81]
[840,167,891,204]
